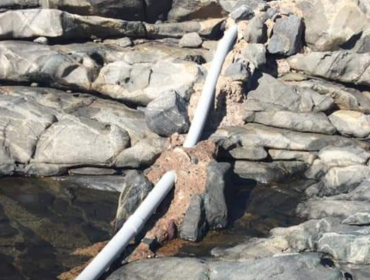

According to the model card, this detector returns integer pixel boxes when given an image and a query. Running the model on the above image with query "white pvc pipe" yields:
[76,24,238,280]
[76,171,177,280]
[183,24,238,148]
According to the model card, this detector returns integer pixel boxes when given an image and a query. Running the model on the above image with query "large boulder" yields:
[288,51,370,87]
[329,110,370,138]
[32,117,130,167]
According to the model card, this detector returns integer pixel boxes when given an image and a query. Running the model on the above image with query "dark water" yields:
[0,177,119,280]
[177,178,311,257]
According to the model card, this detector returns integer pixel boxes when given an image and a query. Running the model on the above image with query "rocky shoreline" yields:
[1,0,370,279]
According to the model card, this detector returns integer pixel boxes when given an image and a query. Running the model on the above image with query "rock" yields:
[92,58,202,106]
[230,5,254,21]
[212,123,364,152]
[68,167,117,176]
[0,95,56,163]
[115,138,167,168]
[246,111,336,134]
[224,62,250,81]
[179,32,203,48]
[145,92,190,137]
[296,0,370,51]
[241,43,266,68]
[0,9,146,40]
[318,145,370,166]
[329,110,370,138]
[145,19,224,39]
[104,37,133,48]
[33,36,48,44]
[234,161,308,184]
[204,161,231,229]
[289,78,370,114]
[331,179,370,202]
[0,41,99,91]
[25,162,69,177]
[107,254,344,280]
[168,0,227,22]
[0,149,15,176]
[33,117,130,167]
[343,213,370,226]
[221,0,267,12]
[227,146,268,160]
[115,171,153,230]
[144,0,173,23]
[269,150,317,164]
[307,165,370,197]
[243,16,267,43]
[318,232,370,264]
[297,199,370,220]
[288,51,370,87]
[179,194,207,241]
[268,15,304,56]
[0,0,39,10]
[244,73,334,113]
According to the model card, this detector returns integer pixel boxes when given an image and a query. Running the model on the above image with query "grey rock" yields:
[115,171,153,230]
[52,175,126,192]
[0,41,99,92]
[343,213,370,226]
[204,162,231,229]
[244,73,334,113]
[179,32,203,48]
[0,148,15,176]
[212,123,364,152]
[329,110,370,138]
[92,58,202,106]
[269,150,317,164]
[331,180,370,202]
[241,43,266,68]
[221,0,267,12]
[243,16,267,43]
[0,9,146,40]
[246,110,336,134]
[228,146,267,160]
[33,36,48,44]
[0,0,39,10]
[145,92,190,137]
[318,145,370,166]
[268,15,303,56]
[144,0,173,23]
[288,51,370,87]
[25,162,69,177]
[224,62,250,81]
[68,167,117,176]
[234,161,308,184]
[230,5,254,21]
[33,117,130,167]
[180,195,207,242]
[104,37,133,48]
[115,138,167,168]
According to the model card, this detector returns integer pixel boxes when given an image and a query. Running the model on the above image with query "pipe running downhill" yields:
[76,24,238,280]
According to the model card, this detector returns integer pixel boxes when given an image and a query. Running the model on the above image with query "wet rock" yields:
[179,195,207,242]
[318,145,370,166]
[115,171,153,230]
[52,175,126,192]
[179,32,203,48]
[92,58,202,106]
[115,138,167,168]
[0,41,99,91]
[244,73,334,113]
[269,150,317,164]
[204,162,231,229]
[268,15,303,56]
[228,146,268,160]
[234,161,308,184]
[230,5,254,21]
[243,16,267,43]
[33,117,130,167]
[288,51,370,87]
[144,0,173,23]
[246,111,336,134]
[145,92,190,137]
[224,62,250,82]
[0,9,146,40]
[296,0,370,51]
[329,110,370,138]
[68,167,117,176]
[241,43,266,68]
[213,123,363,152]
[25,163,69,177]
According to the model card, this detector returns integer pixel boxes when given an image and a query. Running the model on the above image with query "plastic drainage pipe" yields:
[183,24,238,148]
[76,24,238,280]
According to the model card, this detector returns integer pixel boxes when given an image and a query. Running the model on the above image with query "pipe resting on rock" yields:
[76,24,238,280]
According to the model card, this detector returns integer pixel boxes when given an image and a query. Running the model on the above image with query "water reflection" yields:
[0,177,119,280]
